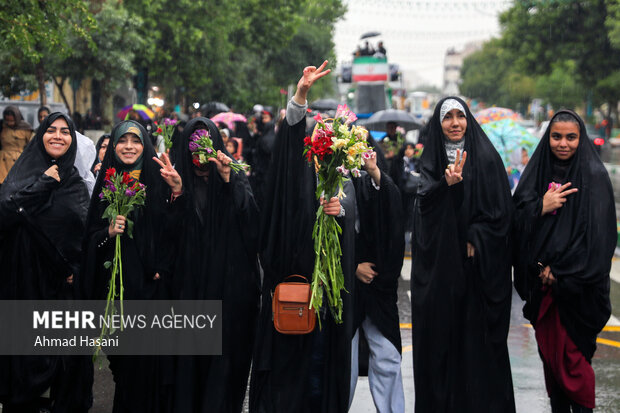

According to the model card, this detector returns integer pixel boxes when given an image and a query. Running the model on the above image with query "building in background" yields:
[442,41,483,96]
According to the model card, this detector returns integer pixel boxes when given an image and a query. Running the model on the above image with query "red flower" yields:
[105,168,116,181]
[122,172,132,185]
[156,127,163,134]
[192,157,201,167]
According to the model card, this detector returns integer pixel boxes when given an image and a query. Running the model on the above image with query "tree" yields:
[0,0,95,104]
[535,60,583,110]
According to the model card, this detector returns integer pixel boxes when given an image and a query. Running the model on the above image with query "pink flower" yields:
[313,113,324,124]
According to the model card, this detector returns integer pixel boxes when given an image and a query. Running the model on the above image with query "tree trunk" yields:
[36,62,47,106]
[52,77,71,113]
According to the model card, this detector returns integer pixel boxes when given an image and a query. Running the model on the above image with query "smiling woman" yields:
[411,96,516,412]
[43,117,72,159]
[0,112,91,411]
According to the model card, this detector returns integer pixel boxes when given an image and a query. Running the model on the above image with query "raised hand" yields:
[153,152,182,193]
[44,165,60,182]
[207,150,233,183]
[541,182,578,215]
[294,60,331,104]
[445,149,467,186]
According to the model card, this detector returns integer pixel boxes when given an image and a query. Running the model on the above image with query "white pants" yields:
[349,317,405,413]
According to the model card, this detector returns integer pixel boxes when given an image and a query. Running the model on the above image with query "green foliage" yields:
[0,0,345,111]
[461,0,620,113]
[535,60,583,109]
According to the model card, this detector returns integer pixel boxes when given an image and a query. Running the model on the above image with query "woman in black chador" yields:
[170,117,260,412]
[80,120,183,413]
[513,110,615,413]
[411,97,516,412]
[0,113,91,412]
[250,61,356,413]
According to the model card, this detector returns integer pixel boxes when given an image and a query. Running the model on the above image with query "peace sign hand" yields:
[445,149,467,186]
[153,153,182,193]
[542,182,578,216]
[295,60,331,103]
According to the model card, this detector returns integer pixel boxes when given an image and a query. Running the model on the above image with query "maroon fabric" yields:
[535,288,595,409]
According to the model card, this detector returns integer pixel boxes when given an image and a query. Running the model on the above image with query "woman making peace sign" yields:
[80,120,183,413]
[410,97,516,412]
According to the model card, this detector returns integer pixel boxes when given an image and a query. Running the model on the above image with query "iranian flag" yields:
[352,56,388,82]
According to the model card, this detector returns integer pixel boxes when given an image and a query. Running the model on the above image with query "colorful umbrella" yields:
[481,118,539,168]
[210,112,247,130]
[116,104,155,121]
[475,107,521,125]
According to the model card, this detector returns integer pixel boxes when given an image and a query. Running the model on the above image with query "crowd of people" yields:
[0,60,615,413]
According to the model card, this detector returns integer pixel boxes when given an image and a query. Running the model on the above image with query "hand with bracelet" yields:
[153,152,183,196]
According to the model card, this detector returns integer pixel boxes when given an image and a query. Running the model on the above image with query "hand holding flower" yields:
[207,150,233,182]
[108,215,126,238]
[362,151,381,185]
[320,196,341,216]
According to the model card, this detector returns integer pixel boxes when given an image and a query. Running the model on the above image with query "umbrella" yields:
[201,102,230,118]
[116,104,155,120]
[360,31,381,39]
[310,99,340,112]
[361,109,422,132]
[481,118,539,168]
[474,107,521,125]
[210,112,247,130]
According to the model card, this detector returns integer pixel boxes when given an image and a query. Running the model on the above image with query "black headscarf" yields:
[81,120,171,299]
[411,96,515,411]
[0,112,88,278]
[512,110,616,359]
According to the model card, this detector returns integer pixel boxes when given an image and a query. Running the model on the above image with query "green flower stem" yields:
[309,175,345,326]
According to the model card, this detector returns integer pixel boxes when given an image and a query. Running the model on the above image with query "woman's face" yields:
[549,122,580,160]
[115,133,143,165]
[98,138,109,161]
[225,141,236,154]
[4,114,16,128]
[43,118,72,159]
[441,109,467,142]
[38,110,50,124]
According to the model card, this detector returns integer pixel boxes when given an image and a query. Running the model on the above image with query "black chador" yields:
[411,97,516,412]
[249,114,356,413]
[0,113,90,412]
[170,117,260,412]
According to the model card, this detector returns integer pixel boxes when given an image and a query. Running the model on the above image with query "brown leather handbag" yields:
[272,275,316,335]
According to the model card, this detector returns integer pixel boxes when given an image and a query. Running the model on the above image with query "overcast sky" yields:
[334,0,513,88]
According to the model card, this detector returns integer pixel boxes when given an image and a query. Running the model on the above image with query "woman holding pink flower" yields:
[80,120,184,413]
[169,117,259,412]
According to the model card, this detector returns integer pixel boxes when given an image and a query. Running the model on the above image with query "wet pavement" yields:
[78,257,620,412]
[351,258,620,412]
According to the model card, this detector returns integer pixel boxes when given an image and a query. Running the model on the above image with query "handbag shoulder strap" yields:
[282,274,309,283]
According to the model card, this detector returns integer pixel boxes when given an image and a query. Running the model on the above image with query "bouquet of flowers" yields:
[154,118,177,151]
[189,129,248,173]
[95,168,146,356]
[303,104,372,324]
